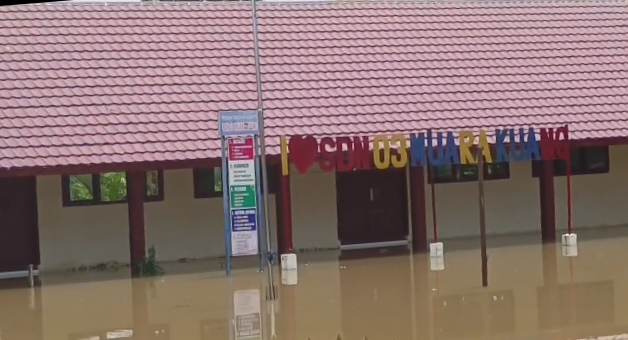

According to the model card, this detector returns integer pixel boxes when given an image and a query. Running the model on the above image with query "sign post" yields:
[477,147,488,287]
[219,110,265,275]
[233,289,263,340]
[228,137,259,257]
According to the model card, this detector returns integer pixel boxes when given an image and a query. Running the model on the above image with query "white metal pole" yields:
[250,0,277,300]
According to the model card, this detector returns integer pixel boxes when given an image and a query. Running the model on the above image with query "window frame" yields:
[61,170,165,207]
[531,145,610,177]
[427,161,511,184]
[192,167,223,199]
[193,165,278,199]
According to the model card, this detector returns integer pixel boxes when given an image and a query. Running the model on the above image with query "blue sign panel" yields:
[230,209,257,232]
[218,110,260,136]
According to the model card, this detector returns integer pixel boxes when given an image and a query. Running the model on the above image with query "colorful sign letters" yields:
[280,126,570,175]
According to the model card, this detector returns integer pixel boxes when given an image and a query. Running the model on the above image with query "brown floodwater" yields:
[2,228,628,340]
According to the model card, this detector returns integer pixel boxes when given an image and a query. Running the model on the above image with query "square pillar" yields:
[539,160,556,243]
[279,284,297,339]
[274,163,293,253]
[414,256,432,339]
[409,166,428,253]
[127,171,146,276]
[540,243,561,329]
[131,280,150,338]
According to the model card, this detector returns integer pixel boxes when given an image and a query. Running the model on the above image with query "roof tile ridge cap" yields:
[331,0,628,5]
[31,1,251,7]
[20,0,628,7]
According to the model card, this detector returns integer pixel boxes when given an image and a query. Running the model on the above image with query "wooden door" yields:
[336,168,408,245]
[336,170,371,244]
[368,168,408,243]
[339,254,413,340]
[0,177,40,272]
[0,280,43,340]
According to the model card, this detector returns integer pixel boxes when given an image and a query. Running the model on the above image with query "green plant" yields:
[137,246,165,277]
[69,175,94,201]
[69,172,129,202]
[99,172,127,202]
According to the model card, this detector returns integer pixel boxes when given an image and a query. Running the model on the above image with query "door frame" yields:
[335,167,410,249]
[0,176,41,274]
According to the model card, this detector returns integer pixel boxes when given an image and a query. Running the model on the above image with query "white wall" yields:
[35,145,628,272]
[426,145,628,240]
[290,164,339,251]
[425,160,540,239]
[36,166,336,272]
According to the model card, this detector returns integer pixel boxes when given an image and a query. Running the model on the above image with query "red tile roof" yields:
[1,1,627,171]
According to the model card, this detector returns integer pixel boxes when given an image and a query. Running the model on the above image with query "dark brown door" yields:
[0,177,40,272]
[336,168,408,245]
[339,254,413,340]
[0,279,43,340]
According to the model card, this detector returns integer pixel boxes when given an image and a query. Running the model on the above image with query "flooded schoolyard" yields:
[2,228,628,340]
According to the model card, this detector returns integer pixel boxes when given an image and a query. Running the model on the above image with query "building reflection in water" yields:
[67,280,170,339]
[1,236,628,340]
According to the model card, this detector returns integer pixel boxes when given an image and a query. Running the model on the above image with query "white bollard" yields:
[430,255,445,271]
[561,233,578,247]
[429,242,444,258]
[281,269,298,285]
[28,264,34,288]
[280,253,298,271]
[562,245,578,257]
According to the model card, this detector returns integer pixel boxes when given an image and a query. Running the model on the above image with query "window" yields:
[62,170,164,207]
[193,167,223,199]
[428,162,510,184]
[193,165,277,199]
[532,146,610,177]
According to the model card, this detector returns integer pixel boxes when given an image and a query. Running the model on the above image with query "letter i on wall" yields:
[280,136,290,176]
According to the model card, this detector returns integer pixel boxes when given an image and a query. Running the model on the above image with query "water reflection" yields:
[1,231,628,339]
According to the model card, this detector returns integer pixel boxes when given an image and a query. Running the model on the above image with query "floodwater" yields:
[2,228,628,340]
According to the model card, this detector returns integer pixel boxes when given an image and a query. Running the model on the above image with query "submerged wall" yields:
[30,240,628,340]
[35,146,628,272]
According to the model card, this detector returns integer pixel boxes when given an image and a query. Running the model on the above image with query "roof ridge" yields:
[15,0,628,7]
[332,0,628,4]
[30,0,250,7]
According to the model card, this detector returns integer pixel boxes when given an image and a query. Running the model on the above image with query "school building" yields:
[0,1,627,274]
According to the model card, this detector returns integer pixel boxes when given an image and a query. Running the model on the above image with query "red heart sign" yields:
[288,135,319,174]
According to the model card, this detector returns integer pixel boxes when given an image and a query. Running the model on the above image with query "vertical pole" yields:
[477,147,488,287]
[227,279,235,340]
[540,159,556,242]
[131,280,150,339]
[250,0,277,300]
[221,138,232,276]
[427,129,438,242]
[566,127,576,324]
[254,137,266,272]
[409,254,418,340]
[279,280,298,340]
[569,256,576,324]
[280,173,293,252]
[566,142,573,235]
[414,256,431,340]
[128,171,146,277]
[409,166,428,253]
[430,170,438,242]
[482,292,490,338]
[541,243,561,328]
